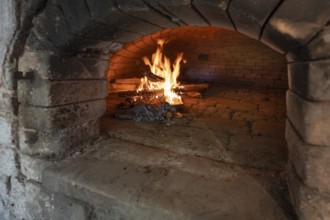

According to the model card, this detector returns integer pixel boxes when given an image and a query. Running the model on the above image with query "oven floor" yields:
[105,84,287,171]
[42,85,296,219]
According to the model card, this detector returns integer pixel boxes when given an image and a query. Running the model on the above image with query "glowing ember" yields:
[137,39,185,105]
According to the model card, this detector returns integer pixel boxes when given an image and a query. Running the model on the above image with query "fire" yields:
[137,39,185,105]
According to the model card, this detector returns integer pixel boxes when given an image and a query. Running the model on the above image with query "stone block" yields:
[286,121,330,192]
[192,0,233,29]
[229,0,281,39]
[0,147,17,176]
[0,88,16,113]
[57,0,93,34]
[18,51,109,80]
[85,0,159,36]
[287,164,330,220]
[19,99,105,130]
[29,0,88,53]
[44,193,90,220]
[287,28,330,62]
[288,61,330,101]
[18,79,108,106]
[20,154,53,182]
[20,119,100,156]
[261,0,330,53]
[154,0,208,26]
[0,115,14,145]
[286,90,330,146]
[117,0,177,28]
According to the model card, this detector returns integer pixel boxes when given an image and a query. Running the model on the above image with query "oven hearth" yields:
[2,0,330,219]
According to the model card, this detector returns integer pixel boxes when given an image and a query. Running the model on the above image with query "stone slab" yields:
[102,117,286,170]
[261,0,330,53]
[18,79,107,106]
[288,61,330,101]
[18,51,109,80]
[19,99,105,130]
[286,28,330,62]
[20,119,100,156]
[229,0,281,39]
[42,138,287,220]
[287,164,330,220]
[102,118,227,162]
[286,90,330,146]
[286,121,330,192]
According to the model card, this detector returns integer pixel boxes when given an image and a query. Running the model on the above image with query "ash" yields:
[114,102,177,122]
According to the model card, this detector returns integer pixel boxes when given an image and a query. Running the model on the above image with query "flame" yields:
[137,39,185,105]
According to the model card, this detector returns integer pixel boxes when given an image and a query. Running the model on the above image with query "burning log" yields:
[115,77,141,84]
[109,78,209,94]
[109,83,137,92]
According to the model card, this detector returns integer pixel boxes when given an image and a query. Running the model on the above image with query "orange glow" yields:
[137,39,185,105]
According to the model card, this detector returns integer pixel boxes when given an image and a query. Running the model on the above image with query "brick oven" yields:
[0,0,330,219]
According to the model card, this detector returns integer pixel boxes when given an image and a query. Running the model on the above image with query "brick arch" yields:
[107,26,288,89]
[18,0,330,219]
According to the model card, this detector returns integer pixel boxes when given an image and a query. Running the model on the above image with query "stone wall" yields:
[0,0,329,219]
[108,26,287,88]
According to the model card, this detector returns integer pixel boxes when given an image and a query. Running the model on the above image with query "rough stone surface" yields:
[18,79,107,106]
[20,154,53,182]
[286,90,330,146]
[42,138,288,220]
[20,119,100,156]
[0,147,17,176]
[288,164,330,220]
[19,99,105,130]
[288,61,330,101]
[44,192,91,220]
[106,85,287,171]
[192,0,233,29]
[287,28,330,62]
[0,0,18,88]
[229,0,281,39]
[117,0,178,29]
[0,115,14,145]
[261,0,330,53]
[0,175,10,199]
[286,121,330,192]
[18,51,109,80]
[152,0,209,26]
[104,118,227,162]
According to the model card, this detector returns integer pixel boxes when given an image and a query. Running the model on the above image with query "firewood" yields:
[144,72,163,82]
[109,83,137,93]
[179,83,209,91]
[186,91,202,98]
[115,78,141,84]
[110,83,209,93]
